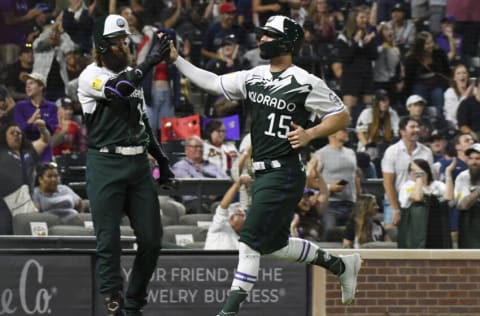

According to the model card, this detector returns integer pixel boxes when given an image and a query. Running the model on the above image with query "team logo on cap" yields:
[117,18,125,28]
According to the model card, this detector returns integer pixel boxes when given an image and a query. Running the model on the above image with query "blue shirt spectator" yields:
[201,3,246,61]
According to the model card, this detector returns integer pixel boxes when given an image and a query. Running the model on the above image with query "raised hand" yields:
[445,157,457,176]
[147,33,171,64]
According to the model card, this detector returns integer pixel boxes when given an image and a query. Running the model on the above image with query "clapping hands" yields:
[445,157,457,176]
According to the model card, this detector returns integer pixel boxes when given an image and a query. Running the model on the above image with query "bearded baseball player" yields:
[77,15,173,316]
[167,15,362,315]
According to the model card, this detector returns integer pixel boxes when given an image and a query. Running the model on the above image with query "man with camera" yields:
[312,127,359,241]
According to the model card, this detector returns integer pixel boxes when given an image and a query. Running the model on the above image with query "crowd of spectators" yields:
[1,0,480,249]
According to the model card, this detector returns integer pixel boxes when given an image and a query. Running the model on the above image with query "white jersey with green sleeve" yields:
[219,65,345,161]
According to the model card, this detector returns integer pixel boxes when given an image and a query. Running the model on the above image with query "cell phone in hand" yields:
[470,77,477,85]
[337,179,349,185]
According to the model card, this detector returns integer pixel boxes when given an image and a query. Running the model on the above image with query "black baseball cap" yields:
[466,143,480,156]
[221,34,238,46]
[441,15,456,24]
[374,89,389,101]
[56,97,74,108]
[429,129,445,141]
[392,3,406,12]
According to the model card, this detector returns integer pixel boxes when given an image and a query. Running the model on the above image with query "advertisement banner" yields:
[0,255,92,316]
[120,254,309,316]
[0,253,308,316]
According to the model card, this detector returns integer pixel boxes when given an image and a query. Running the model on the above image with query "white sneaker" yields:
[338,253,362,305]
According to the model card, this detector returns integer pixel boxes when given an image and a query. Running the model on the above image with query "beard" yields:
[102,46,131,73]
[470,166,480,185]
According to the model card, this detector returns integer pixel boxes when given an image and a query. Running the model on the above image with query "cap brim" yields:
[104,30,131,38]
[26,75,46,87]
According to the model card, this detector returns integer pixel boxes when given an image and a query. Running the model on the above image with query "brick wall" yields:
[312,250,480,316]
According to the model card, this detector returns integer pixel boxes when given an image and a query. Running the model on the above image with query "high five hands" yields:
[149,32,171,64]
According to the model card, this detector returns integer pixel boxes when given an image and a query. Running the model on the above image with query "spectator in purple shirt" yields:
[435,15,463,65]
[14,72,57,162]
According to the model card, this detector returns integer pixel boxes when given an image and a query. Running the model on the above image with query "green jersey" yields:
[78,63,150,148]
[219,65,345,161]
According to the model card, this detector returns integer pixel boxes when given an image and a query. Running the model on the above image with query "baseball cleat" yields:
[338,253,362,305]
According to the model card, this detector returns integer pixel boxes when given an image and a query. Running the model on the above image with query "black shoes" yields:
[104,292,126,316]
[104,291,143,316]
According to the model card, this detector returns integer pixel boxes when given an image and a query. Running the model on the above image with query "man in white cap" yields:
[77,14,173,316]
[405,94,436,143]
[14,72,58,162]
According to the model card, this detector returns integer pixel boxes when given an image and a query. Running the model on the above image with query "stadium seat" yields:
[49,225,94,236]
[48,224,133,237]
[183,241,206,249]
[159,197,186,224]
[162,141,186,164]
[78,212,92,222]
[62,213,84,226]
[160,114,201,143]
[56,153,87,187]
[12,212,62,235]
[179,214,214,227]
[161,215,176,227]
[162,225,208,247]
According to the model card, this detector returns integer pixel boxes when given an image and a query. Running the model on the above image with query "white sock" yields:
[269,237,319,263]
[231,242,261,292]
